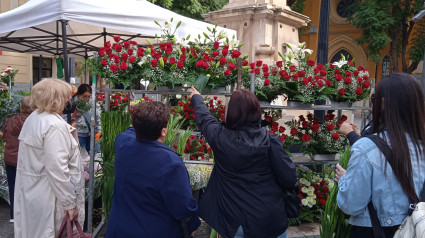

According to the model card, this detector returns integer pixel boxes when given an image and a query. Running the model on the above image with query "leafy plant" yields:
[0,66,18,85]
[176,129,193,157]
[320,147,352,238]
[99,111,131,220]
[0,91,28,129]
[164,114,185,148]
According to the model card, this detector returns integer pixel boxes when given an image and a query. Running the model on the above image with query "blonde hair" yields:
[71,84,78,97]
[20,96,33,114]
[31,78,71,114]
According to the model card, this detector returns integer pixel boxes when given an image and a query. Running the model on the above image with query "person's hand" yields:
[191,230,197,237]
[67,207,79,221]
[339,122,355,136]
[353,125,360,136]
[189,86,201,99]
[334,164,346,183]
[95,132,102,141]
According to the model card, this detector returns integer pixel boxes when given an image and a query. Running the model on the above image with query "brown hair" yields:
[20,96,33,114]
[226,89,262,128]
[131,101,170,141]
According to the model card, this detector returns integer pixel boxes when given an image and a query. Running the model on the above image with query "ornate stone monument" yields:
[203,0,310,64]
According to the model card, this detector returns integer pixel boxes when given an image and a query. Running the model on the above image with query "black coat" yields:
[191,95,297,238]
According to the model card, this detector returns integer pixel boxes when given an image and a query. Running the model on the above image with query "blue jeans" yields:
[234,226,288,238]
[5,164,16,219]
[78,135,100,153]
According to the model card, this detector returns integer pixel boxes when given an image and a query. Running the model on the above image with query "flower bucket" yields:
[287,100,313,108]
[259,101,271,107]
[156,86,183,93]
[330,101,350,108]
[313,154,339,161]
[202,87,226,94]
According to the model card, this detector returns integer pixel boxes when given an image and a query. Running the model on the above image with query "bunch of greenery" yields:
[0,91,30,129]
[99,111,131,220]
[320,147,351,238]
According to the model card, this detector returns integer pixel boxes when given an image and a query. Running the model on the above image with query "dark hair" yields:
[76,84,92,96]
[226,89,262,128]
[131,101,170,141]
[372,73,425,202]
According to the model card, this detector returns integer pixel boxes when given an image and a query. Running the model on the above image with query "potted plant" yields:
[0,66,18,86]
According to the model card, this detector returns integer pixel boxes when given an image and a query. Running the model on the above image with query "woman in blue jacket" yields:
[190,87,297,238]
[335,73,425,237]
[106,101,200,238]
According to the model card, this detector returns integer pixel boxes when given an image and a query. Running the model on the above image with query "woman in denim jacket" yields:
[335,73,425,237]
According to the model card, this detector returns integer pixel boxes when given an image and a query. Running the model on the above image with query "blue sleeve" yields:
[160,162,201,233]
[269,134,297,189]
[347,131,361,146]
[191,94,223,147]
[337,142,373,215]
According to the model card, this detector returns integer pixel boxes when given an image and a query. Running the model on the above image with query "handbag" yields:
[367,135,425,238]
[282,186,301,218]
[57,213,91,238]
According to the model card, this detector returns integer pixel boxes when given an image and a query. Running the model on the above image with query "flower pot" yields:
[202,87,226,94]
[259,101,271,107]
[330,101,350,108]
[313,154,339,161]
[156,86,183,93]
[287,100,313,108]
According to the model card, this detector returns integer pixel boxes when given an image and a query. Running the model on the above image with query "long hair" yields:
[372,73,425,202]
[226,89,261,129]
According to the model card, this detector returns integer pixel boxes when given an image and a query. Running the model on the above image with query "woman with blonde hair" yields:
[14,78,85,237]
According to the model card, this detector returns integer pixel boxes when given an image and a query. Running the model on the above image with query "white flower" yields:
[307,190,314,196]
[307,196,314,203]
[176,94,182,99]
[299,178,308,185]
[333,60,348,68]
[297,42,306,49]
[301,187,309,193]
[307,203,313,208]
[311,200,317,205]
[301,199,309,206]
[218,30,228,40]
[1,72,5,77]
[301,48,313,55]
[329,182,335,189]
[308,186,314,192]
[324,178,331,183]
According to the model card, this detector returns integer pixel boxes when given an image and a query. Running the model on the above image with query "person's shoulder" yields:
[116,127,136,141]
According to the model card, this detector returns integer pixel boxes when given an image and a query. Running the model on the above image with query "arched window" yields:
[330,49,354,65]
[337,0,355,18]
[382,56,390,76]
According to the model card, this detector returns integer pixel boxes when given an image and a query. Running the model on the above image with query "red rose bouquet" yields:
[0,66,18,85]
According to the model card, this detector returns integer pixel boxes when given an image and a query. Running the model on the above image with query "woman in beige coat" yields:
[14,78,85,237]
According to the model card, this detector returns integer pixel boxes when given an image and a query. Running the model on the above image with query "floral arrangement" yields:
[179,135,214,161]
[96,91,131,112]
[290,165,335,225]
[283,111,349,155]
[245,60,282,102]
[96,36,144,88]
[0,66,18,85]
[326,57,371,105]
[185,164,213,190]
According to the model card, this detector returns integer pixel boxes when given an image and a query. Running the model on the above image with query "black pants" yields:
[5,164,16,219]
[350,225,400,238]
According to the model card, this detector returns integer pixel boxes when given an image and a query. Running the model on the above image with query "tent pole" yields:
[61,20,71,124]
[85,50,88,84]
[38,54,43,83]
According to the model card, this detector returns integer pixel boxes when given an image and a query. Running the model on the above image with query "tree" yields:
[148,0,229,21]
[349,0,425,73]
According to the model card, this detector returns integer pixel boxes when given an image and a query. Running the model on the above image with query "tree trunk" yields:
[406,61,420,74]
[402,21,415,72]
[390,29,399,73]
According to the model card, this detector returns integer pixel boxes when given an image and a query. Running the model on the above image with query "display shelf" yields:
[259,104,369,110]
[98,88,233,96]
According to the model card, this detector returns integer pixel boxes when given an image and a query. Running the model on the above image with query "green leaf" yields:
[186,34,191,40]
[176,21,182,29]
[146,39,153,45]
[203,32,211,40]
[193,74,210,93]
[237,43,244,48]
[154,20,160,27]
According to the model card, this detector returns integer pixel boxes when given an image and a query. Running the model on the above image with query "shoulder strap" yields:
[82,114,91,132]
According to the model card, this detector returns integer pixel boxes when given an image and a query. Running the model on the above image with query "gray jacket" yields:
[76,99,101,135]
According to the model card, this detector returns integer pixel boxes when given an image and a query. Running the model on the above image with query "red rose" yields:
[341,115,347,121]
[299,115,305,121]
[212,51,219,58]
[123,41,130,49]
[264,72,270,78]
[243,60,249,66]
[264,79,271,86]
[137,48,144,57]
[327,124,335,131]
[326,80,331,86]
[322,186,329,193]
[114,55,120,64]
[344,77,352,85]
[162,57,168,65]
[151,59,158,67]
[250,63,255,69]
[284,75,291,81]
[177,61,184,69]
[302,121,309,128]
[113,36,121,42]
[311,124,319,132]
[110,64,118,72]
[298,70,306,77]
[121,53,128,61]
[180,54,186,62]
[362,81,370,88]
[254,68,261,74]
[115,44,123,52]
[339,88,345,96]
[214,42,220,49]
[335,69,340,74]
[265,116,272,121]
[345,71,352,77]
[307,59,315,66]
[354,70,359,76]
[104,41,111,48]
[127,49,134,55]
[196,60,204,68]
[98,50,105,57]
[130,40,137,45]
[101,59,107,66]
[332,133,340,140]
[119,62,128,70]
[290,128,298,135]
[106,48,112,55]
[276,61,283,67]
[222,48,228,56]
[356,87,363,95]
[307,114,313,121]
[279,126,285,133]
[262,64,269,72]
[301,134,311,142]
[358,65,365,71]
[293,74,299,81]
[302,78,309,85]
[317,63,324,70]
[335,74,343,81]
[256,60,263,67]
[289,65,296,72]
[231,50,241,58]
[154,53,161,59]
[320,199,326,206]
[224,69,231,75]
[202,62,209,69]
[220,57,228,65]
[128,56,136,63]
[330,63,335,69]
[314,68,320,74]
[280,135,287,142]
[280,70,287,77]
[168,57,175,65]
[229,63,237,70]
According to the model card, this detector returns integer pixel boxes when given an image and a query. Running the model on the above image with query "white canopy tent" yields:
[0,0,236,233]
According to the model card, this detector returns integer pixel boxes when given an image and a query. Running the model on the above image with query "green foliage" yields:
[99,111,131,220]
[0,91,27,129]
[164,114,185,148]
[289,0,307,14]
[409,18,425,63]
[320,147,351,238]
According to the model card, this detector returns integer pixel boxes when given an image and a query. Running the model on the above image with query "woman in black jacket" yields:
[190,87,297,238]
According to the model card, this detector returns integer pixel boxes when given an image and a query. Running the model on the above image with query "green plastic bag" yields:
[193,74,209,93]
[56,57,64,79]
